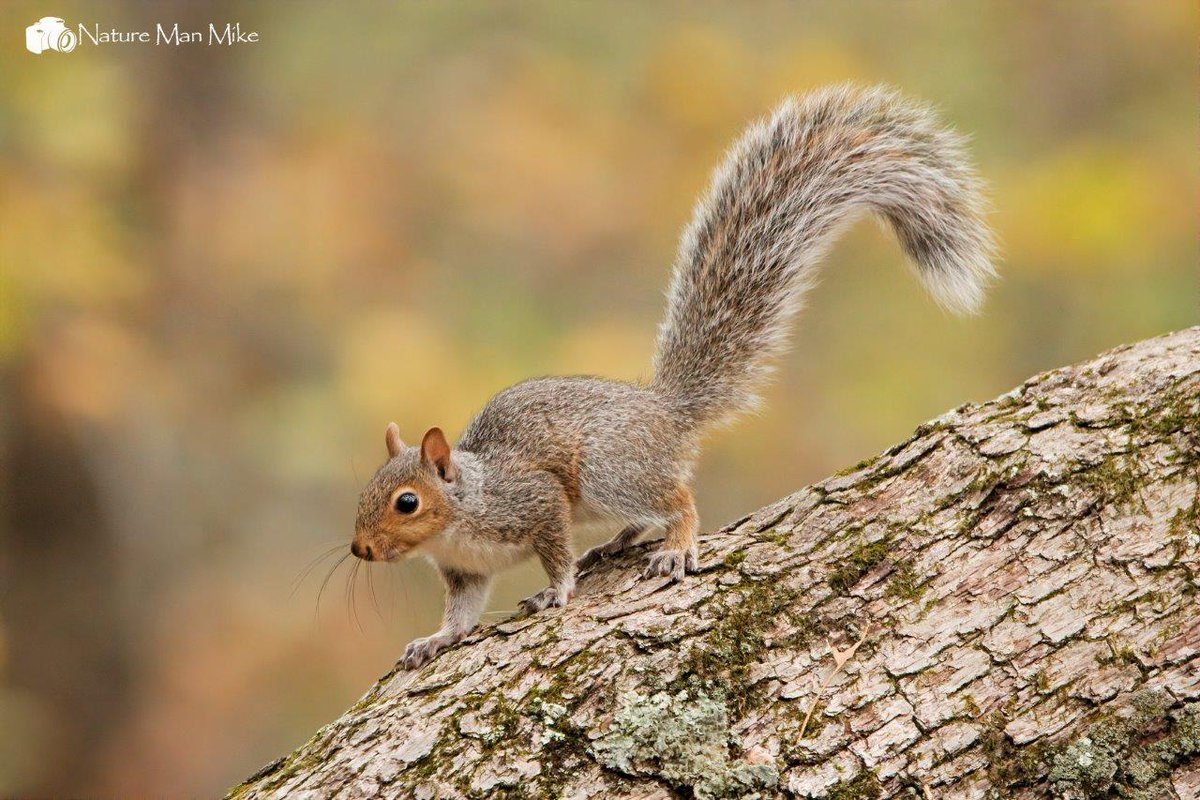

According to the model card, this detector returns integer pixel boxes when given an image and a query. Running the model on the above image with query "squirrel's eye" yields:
[394,492,419,514]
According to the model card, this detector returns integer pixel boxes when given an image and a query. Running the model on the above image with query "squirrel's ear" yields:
[385,422,405,458]
[421,427,457,482]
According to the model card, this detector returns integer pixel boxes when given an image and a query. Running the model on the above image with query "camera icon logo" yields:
[26,16,77,54]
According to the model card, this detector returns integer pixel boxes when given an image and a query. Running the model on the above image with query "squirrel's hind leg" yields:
[644,485,699,582]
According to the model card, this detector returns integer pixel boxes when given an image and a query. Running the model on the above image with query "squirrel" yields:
[350,84,996,670]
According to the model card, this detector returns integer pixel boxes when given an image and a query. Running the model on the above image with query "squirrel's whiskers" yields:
[343,558,360,633]
[315,552,350,618]
[365,563,384,621]
[291,544,346,600]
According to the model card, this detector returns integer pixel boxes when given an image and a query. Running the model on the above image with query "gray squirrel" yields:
[349,84,997,670]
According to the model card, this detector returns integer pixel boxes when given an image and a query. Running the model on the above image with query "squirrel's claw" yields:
[518,585,572,616]
[400,631,464,670]
[644,548,699,582]
[576,542,622,571]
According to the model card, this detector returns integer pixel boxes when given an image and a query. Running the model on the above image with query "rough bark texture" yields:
[231,328,1200,800]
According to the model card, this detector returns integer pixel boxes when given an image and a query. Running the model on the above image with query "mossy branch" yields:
[231,328,1200,799]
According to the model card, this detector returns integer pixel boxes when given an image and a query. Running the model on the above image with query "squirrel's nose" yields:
[350,541,374,561]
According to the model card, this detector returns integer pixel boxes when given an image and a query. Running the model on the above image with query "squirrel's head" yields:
[351,423,462,562]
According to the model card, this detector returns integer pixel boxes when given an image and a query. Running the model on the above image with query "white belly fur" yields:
[417,532,532,575]
[415,498,660,576]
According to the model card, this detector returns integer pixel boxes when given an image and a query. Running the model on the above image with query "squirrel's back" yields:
[651,84,996,428]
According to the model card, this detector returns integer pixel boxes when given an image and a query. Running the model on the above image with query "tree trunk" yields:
[230,328,1200,800]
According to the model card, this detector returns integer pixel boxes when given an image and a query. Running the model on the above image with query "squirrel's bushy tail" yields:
[651,84,997,428]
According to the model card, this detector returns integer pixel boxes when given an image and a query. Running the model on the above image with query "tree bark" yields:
[231,328,1200,800]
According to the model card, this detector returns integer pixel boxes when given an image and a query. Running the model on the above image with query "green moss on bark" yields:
[1049,693,1199,798]
[826,768,882,800]
[827,534,892,594]
[592,687,778,800]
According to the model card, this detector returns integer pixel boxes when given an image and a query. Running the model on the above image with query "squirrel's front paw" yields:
[518,584,573,616]
[400,632,460,670]
[644,548,699,582]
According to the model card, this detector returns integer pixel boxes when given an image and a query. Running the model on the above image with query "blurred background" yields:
[0,1,1196,795]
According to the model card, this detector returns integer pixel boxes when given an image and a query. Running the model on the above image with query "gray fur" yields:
[652,84,996,427]
[352,85,997,670]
